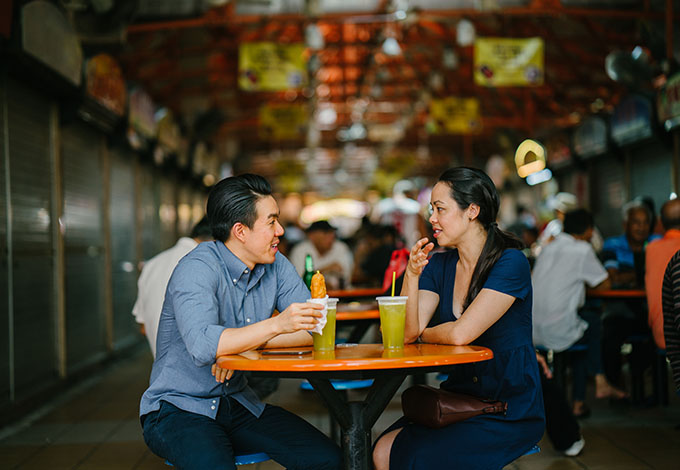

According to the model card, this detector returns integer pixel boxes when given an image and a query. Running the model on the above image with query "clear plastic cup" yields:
[376,296,407,349]
[312,297,338,351]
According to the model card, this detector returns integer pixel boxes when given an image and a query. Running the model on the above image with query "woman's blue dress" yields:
[386,249,545,470]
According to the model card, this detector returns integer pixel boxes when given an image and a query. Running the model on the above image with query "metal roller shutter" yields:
[109,146,138,350]
[0,75,9,407]
[159,175,177,250]
[139,164,160,260]
[5,76,57,398]
[61,121,106,372]
[630,140,672,213]
[592,154,625,239]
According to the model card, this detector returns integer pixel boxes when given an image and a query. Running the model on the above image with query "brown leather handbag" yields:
[401,385,508,428]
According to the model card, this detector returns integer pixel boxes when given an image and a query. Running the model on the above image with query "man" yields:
[533,209,625,418]
[601,199,659,388]
[289,220,354,290]
[662,249,680,395]
[646,198,680,349]
[132,217,212,357]
[140,174,342,470]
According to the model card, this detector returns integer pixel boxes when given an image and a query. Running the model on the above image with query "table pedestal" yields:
[309,375,406,470]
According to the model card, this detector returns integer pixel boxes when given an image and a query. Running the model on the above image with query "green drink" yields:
[377,296,407,349]
[312,298,338,351]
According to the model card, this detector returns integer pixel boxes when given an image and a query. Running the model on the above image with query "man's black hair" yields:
[190,216,213,240]
[563,208,593,236]
[206,174,272,242]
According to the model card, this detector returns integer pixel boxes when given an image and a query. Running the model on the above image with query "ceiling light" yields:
[382,37,402,56]
[305,23,324,50]
[456,19,475,47]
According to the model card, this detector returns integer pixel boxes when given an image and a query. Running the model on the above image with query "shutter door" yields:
[110,146,137,349]
[630,140,672,212]
[177,182,193,237]
[0,76,9,406]
[6,77,57,397]
[592,154,625,239]
[159,175,177,250]
[61,121,106,372]
[139,165,160,260]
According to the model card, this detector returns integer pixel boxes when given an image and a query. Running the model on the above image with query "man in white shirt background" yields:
[132,217,213,357]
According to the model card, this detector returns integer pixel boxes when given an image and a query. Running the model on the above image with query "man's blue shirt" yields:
[140,241,310,420]
[602,233,661,270]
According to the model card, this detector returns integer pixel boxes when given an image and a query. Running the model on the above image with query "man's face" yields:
[242,196,284,266]
[309,230,335,255]
[625,208,651,244]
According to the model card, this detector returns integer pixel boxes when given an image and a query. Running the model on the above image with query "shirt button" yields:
[245,293,248,297]
[472,376,478,383]
[212,399,216,404]
[246,318,251,323]
[211,405,216,410]
[233,279,237,284]
[244,269,249,273]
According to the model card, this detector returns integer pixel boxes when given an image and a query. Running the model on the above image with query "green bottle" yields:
[303,254,314,289]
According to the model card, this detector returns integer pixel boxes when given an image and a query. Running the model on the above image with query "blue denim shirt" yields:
[140,241,310,420]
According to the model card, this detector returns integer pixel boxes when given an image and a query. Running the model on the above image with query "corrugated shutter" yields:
[5,77,57,396]
[139,165,160,260]
[0,76,9,407]
[630,140,672,213]
[592,154,625,239]
[159,175,177,250]
[61,121,106,372]
[109,146,137,350]
[176,182,193,237]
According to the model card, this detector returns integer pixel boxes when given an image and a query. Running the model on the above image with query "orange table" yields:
[586,289,646,299]
[218,343,492,470]
[327,287,384,300]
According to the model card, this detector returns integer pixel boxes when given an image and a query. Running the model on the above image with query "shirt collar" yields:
[216,242,265,286]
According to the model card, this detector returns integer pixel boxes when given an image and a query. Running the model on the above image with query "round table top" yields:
[216,343,493,372]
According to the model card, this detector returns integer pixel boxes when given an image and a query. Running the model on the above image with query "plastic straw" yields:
[391,271,396,296]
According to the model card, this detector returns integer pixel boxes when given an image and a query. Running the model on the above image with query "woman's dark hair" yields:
[438,167,523,310]
[206,174,272,242]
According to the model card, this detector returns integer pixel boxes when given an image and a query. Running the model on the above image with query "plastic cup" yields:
[377,296,407,349]
[313,298,338,351]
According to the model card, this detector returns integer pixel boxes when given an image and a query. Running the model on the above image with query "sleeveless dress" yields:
[386,249,545,470]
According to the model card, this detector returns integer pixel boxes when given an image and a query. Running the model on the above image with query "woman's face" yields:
[429,182,471,247]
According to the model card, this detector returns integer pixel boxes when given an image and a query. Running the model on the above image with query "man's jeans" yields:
[142,399,342,470]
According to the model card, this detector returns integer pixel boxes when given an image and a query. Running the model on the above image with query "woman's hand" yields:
[211,363,234,383]
[406,238,435,277]
[275,302,323,334]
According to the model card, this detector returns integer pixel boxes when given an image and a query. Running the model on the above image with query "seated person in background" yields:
[663,249,680,396]
[289,220,354,290]
[351,224,399,287]
[140,174,341,470]
[645,198,680,350]
[132,216,213,358]
[601,199,658,388]
[373,167,544,470]
[533,209,626,418]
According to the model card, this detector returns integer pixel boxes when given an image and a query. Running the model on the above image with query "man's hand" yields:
[275,302,323,334]
[211,363,234,383]
[536,352,552,379]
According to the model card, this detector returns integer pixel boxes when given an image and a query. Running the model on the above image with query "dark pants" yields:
[540,363,581,451]
[572,308,604,401]
[142,399,342,470]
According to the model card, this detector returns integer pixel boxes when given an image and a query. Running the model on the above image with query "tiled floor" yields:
[1,345,679,470]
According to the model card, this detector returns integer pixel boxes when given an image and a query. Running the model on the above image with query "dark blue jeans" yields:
[142,399,342,470]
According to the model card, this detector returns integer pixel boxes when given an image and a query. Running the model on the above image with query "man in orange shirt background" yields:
[645,198,680,350]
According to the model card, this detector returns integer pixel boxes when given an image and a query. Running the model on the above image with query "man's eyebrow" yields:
[267,212,280,220]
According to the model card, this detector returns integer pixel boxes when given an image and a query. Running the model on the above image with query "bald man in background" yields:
[646,198,680,349]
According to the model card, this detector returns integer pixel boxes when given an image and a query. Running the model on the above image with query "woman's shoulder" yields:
[493,248,531,274]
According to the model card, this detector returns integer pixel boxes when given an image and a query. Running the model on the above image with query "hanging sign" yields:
[611,95,653,145]
[427,97,482,134]
[239,42,307,91]
[474,37,544,87]
[85,54,126,116]
[259,103,308,140]
[657,72,680,131]
[572,117,607,159]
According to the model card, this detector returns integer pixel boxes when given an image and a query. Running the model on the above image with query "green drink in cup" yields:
[312,298,338,351]
[376,296,407,349]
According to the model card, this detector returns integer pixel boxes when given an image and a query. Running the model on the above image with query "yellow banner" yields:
[239,42,307,91]
[474,37,544,87]
[259,104,308,140]
[428,97,481,134]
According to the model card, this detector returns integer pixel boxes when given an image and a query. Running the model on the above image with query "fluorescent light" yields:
[526,168,552,186]
[382,37,402,56]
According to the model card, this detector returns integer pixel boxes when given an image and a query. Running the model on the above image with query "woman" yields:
[373,167,545,470]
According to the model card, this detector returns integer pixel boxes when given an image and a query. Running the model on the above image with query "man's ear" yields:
[231,223,247,243]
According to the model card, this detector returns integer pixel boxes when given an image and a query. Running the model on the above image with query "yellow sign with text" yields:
[259,104,308,140]
[239,42,307,91]
[474,37,544,87]
[428,97,481,135]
